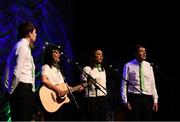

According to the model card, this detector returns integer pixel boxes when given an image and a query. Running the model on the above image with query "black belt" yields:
[18,82,32,87]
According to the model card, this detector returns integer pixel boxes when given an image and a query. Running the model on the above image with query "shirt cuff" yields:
[154,99,158,103]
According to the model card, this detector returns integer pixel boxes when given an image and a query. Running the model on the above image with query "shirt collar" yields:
[95,63,101,67]
[134,59,144,65]
[21,38,30,47]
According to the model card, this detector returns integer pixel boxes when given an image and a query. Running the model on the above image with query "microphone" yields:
[45,41,49,46]
[60,52,64,55]
[109,64,113,68]
[42,41,49,50]
[43,41,61,49]
[66,58,79,65]
[150,62,154,66]
[67,59,71,63]
[150,62,159,68]
[107,64,119,72]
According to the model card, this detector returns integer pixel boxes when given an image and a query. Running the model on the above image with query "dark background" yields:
[0,0,178,121]
[52,0,179,120]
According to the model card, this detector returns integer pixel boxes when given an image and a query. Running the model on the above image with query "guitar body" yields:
[39,83,70,113]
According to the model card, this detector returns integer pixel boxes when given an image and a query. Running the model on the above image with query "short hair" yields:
[133,44,145,53]
[17,21,35,39]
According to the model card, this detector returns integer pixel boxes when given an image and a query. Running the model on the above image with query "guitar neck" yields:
[66,82,88,93]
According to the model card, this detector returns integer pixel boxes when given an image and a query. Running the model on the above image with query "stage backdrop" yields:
[0,0,74,120]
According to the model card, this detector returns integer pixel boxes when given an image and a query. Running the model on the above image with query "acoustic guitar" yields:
[39,82,87,113]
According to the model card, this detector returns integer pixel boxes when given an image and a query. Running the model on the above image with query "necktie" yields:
[139,63,145,91]
[95,64,102,72]
[28,45,34,78]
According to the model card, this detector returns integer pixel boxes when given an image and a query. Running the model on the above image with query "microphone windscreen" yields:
[45,41,49,46]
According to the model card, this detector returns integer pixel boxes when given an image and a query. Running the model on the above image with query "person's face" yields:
[136,47,146,62]
[95,50,103,63]
[52,50,61,62]
[29,29,37,43]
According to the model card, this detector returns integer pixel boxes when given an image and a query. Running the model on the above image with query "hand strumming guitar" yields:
[54,85,66,97]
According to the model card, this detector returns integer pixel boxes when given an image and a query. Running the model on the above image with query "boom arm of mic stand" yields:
[82,73,107,95]
[109,65,143,94]
[72,62,107,95]
[122,77,143,94]
[61,52,107,95]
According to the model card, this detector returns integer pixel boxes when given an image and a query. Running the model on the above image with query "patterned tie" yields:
[139,63,145,91]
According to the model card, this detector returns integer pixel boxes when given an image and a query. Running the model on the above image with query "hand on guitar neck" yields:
[52,82,84,99]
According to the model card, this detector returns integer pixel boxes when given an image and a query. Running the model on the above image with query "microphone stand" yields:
[151,63,174,118]
[84,73,107,96]
[61,52,107,96]
[55,54,80,109]
[151,63,173,82]
[108,65,143,94]
[65,82,79,109]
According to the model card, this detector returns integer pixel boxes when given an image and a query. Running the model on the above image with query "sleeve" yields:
[3,47,16,92]
[121,64,129,104]
[150,66,158,103]
[81,66,91,81]
[41,65,51,77]
[15,46,29,80]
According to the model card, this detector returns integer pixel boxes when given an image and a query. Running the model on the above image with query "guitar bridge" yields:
[51,92,56,102]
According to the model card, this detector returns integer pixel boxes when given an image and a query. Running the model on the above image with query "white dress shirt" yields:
[4,38,35,94]
[121,59,158,104]
[81,66,107,97]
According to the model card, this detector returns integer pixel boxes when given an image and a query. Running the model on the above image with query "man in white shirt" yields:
[3,21,37,121]
[121,44,158,120]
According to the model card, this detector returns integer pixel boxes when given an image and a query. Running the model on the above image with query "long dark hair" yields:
[89,48,104,71]
[43,45,61,68]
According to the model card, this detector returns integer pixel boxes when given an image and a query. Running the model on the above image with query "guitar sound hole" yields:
[56,96,65,103]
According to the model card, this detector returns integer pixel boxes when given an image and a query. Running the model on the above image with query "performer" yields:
[121,44,158,120]
[3,21,37,120]
[41,44,84,121]
[81,48,107,121]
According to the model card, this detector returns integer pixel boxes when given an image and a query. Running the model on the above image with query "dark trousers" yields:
[82,96,107,121]
[43,93,78,121]
[127,93,153,121]
[43,102,75,121]
[10,82,34,121]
